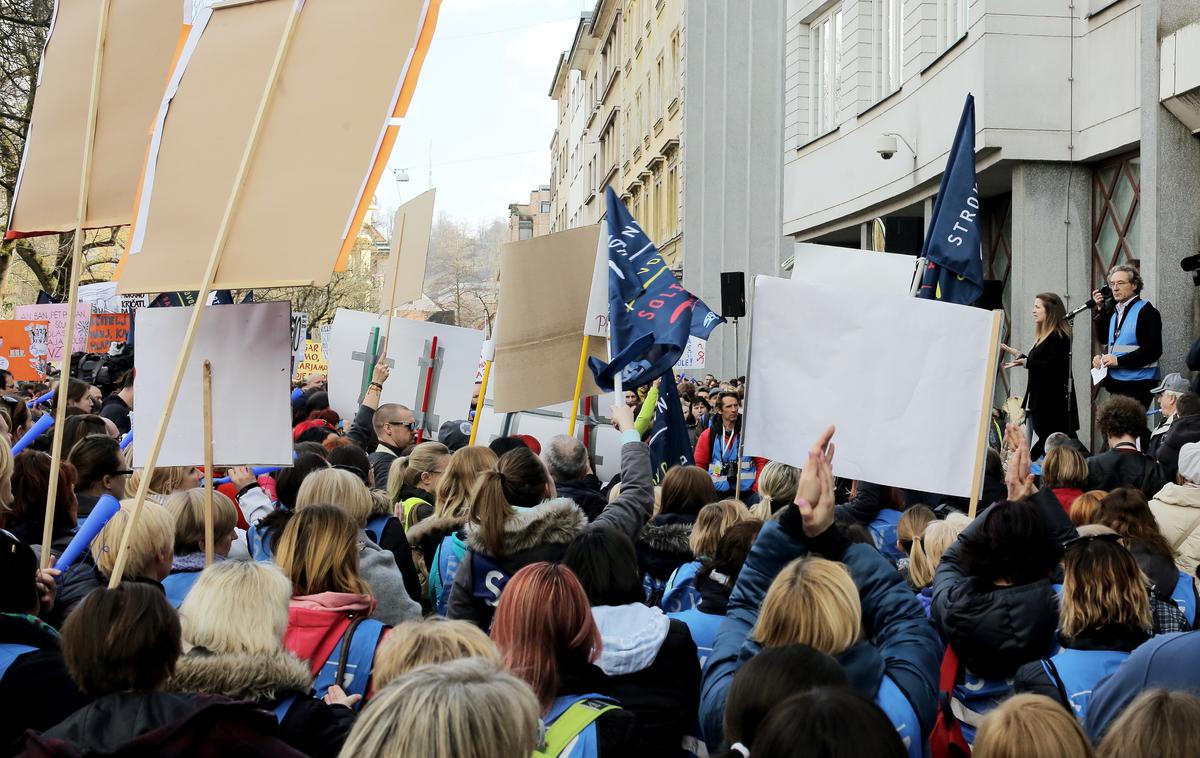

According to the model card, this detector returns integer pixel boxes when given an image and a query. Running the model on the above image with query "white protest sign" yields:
[133,302,293,467]
[583,225,611,338]
[327,309,484,436]
[791,242,920,295]
[675,336,706,369]
[744,276,997,497]
[319,324,332,357]
[78,282,120,313]
[14,303,92,363]
[290,312,309,371]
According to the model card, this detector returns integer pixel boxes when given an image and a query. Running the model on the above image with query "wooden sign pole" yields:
[109,4,303,587]
[381,213,408,349]
[202,360,215,566]
[40,0,112,571]
[568,335,590,436]
[968,310,1004,519]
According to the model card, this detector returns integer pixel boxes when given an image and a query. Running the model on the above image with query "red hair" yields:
[490,562,601,708]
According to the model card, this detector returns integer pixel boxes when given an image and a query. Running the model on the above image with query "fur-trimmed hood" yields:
[638,515,694,556]
[406,514,465,546]
[464,498,586,556]
[167,649,312,702]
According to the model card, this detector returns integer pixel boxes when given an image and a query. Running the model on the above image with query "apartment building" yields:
[507,185,553,242]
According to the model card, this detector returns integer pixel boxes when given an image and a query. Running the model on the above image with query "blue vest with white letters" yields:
[471,551,512,614]
[311,618,386,707]
[1171,572,1197,627]
[1107,299,1160,382]
[870,509,905,562]
[877,674,924,758]
[661,561,702,613]
[1039,647,1130,720]
[668,607,723,669]
[162,570,203,609]
[709,431,755,493]
[953,671,1012,744]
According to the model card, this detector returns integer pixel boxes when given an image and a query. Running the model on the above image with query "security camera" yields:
[876,135,898,160]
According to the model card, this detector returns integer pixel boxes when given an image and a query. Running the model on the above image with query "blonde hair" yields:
[1070,490,1107,527]
[0,435,13,487]
[125,466,195,499]
[752,556,861,654]
[1042,446,1089,490]
[274,504,371,597]
[387,442,450,503]
[180,560,291,656]
[690,500,748,558]
[908,513,970,589]
[374,618,500,688]
[751,462,798,520]
[296,467,372,527]
[92,500,175,579]
[339,658,540,758]
[1098,689,1200,758]
[164,489,238,555]
[434,447,498,521]
[973,694,1094,758]
[1059,535,1151,639]
[897,505,936,554]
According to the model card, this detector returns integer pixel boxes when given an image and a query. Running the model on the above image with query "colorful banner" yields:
[675,337,706,369]
[0,320,51,380]
[295,339,328,379]
[13,303,92,363]
[88,312,131,352]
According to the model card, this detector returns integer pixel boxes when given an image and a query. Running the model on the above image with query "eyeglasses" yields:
[1108,279,1132,288]
[110,469,134,477]
[386,420,416,431]
[1062,532,1123,552]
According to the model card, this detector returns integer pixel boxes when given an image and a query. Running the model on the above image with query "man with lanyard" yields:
[1092,263,1162,410]
[693,390,763,504]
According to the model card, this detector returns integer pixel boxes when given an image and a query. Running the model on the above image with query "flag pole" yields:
[968,310,1004,519]
[202,361,215,566]
[41,0,112,571]
[469,359,491,446]
[734,310,753,501]
[568,335,589,436]
[108,3,303,587]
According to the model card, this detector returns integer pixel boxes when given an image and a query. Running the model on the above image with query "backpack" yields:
[364,514,390,545]
[533,695,621,758]
[312,616,387,708]
[930,646,971,758]
[430,533,467,616]
[870,509,905,562]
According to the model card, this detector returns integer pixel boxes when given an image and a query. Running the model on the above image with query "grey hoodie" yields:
[358,531,421,624]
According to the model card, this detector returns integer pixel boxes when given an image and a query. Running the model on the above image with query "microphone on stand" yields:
[1065,286,1112,320]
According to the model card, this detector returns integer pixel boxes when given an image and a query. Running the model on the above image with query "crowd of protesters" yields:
[4,298,1200,758]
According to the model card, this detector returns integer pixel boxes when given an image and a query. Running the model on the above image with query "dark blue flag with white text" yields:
[648,372,694,485]
[917,93,983,305]
[588,187,724,391]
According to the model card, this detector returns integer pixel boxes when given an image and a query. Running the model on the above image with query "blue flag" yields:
[588,187,724,390]
[917,93,983,305]
[149,290,235,308]
[648,373,694,485]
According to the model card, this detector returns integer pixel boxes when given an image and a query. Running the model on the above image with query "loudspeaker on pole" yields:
[720,271,746,318]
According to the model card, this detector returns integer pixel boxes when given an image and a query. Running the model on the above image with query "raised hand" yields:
[1004,423,1037,501]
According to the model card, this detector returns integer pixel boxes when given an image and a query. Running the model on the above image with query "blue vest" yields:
[430,533,467,616]
[312,618,386,706]
[272,694,299,722]
[661,561,702,613]
[1107,299,1160,382]
[365,514,390,545]
[246,522,274,561]
[1040,648,1130,720]
[0,643,37,680]
[1171,572,1197,627]
[877,674,924,758]
[870,509,905,562]
[471,552,512,612]
[708,431,755,493]
[668,607,723,669]
[953,671,1012,744]
[540,694,619,758]
[162,570,203,609]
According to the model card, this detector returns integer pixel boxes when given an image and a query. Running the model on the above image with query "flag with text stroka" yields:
[917,93,984,306]
[588,187,724,391]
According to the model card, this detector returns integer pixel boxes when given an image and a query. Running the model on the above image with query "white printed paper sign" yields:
[133,302,293,467]
[290,312,309,371]
[14,303,92,363]
[675,336,706,369]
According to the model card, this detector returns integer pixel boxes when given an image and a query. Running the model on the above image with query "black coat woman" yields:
[1001,292,1080,459]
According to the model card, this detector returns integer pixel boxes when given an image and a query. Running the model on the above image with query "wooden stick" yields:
[469,359,492,446]
[968,310,1004,519]
[381,212,408,350]
[568,335,590,436]
[109,3,303,587]
[202,360,214,566]
[41,0,112,571]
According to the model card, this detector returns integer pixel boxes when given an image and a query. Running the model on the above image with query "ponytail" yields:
[468,470,514,556]
[906,536,933,589]
[388,441,450,503]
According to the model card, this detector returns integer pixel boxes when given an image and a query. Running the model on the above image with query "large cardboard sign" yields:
[327,309,483,437]
[744,276,996,497]
[295,340,328,380]
[494,226,607,413]
[380,189,436,312]
[117,0,439,292]
[7,0,185,235]
[14,303,92,363]
[133,302,293,467]
[0,320,52,380]
[790,242,921,295]
[88,312,130,352]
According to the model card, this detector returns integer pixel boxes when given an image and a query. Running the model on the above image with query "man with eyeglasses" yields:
[345,355,418,490]
[1091,263,1162,410]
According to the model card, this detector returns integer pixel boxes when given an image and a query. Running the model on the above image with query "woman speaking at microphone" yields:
[1000,292,1080,459]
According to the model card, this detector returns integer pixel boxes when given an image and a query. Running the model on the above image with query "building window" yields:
[940,0,968,50]
[809,6,843,137]
[1091,154,1141,291]
[540,200,551,213]
[875,0,902,99]
[519,220,533,240]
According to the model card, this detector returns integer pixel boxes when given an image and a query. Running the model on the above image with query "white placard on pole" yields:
[790,242,920,296]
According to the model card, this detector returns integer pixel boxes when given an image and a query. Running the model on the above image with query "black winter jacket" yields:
[1157,413,1200,481]
[1086,448,1168,499]
[554,478,608,522]
[0,615,90,751]
[637,514,695,584]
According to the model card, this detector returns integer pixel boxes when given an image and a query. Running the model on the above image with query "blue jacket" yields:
[1085,631,1200,741]
[698,514,942,751]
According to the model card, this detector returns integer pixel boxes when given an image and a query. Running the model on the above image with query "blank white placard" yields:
[133,301,293,467]
[790,242,920,296]
[744,275,995,497]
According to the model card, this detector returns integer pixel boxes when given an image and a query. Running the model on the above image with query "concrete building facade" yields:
[506,185,553,242]
[548,0,687,267]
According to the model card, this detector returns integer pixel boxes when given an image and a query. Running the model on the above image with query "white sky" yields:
[373,0,591,226]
